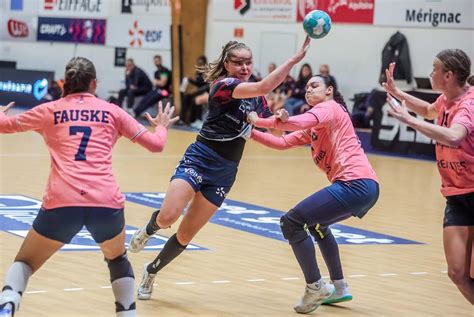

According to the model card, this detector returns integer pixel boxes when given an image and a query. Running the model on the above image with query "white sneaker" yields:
[0,290,21,317]
[128,225,151,253]
[137,264,156,300]
[322,281,352,305]
[293,281,335,314]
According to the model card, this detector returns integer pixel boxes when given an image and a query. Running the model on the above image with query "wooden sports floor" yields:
[0,128,472,316]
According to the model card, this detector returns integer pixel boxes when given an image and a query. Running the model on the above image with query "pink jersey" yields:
[433,87,474,196]
[252,100,377,183]
[0,93,168,209]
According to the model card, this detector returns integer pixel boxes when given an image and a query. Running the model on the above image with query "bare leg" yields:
[443,225,474,304]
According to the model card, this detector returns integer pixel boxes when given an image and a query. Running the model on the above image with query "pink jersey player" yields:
[383,49,474,304]
[0,92,167,209]
[0,57,178,317]
[248,74,379,313]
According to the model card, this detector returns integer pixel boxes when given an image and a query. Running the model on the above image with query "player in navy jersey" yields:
[128,37,311,300]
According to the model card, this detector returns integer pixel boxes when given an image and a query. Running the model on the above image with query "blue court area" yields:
[125,192,422,245]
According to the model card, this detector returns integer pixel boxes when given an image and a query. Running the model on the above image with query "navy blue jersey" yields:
[199,77,272,141]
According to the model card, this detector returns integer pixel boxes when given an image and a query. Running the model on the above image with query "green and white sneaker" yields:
[293,280,335,314]
[322,280,353,305]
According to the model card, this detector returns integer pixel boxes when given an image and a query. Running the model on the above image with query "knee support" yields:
[280,213,308,244]
[106,252,134,282]
[308,224,330,241]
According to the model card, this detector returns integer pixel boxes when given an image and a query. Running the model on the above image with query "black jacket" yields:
[381,31,412,84]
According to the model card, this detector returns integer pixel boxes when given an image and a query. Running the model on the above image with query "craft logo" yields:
[128,20,162,47]
[37,17,106,45]
[234,0,250,15]
[43,0,103,13]
[7,19,29,38]
[121,0,171,14]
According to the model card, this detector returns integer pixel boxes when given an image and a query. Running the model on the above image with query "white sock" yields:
[112,277,135,312]
[4,262,32,294]
[332,279,346,290]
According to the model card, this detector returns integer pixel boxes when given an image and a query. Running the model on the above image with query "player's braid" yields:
[201,41,251,83]
[316,75,348,112]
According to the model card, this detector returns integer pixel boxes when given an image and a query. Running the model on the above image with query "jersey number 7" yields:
[69,126,92,161]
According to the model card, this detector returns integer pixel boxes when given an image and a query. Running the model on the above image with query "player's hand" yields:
[0,102,15,114]
[145,101,179,129]
[247,111,259,124]
[291,36,311,64]
[382,62,400,96]
[275,108,289,122]
[387,97,412,124]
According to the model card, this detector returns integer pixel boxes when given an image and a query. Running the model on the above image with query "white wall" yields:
[205,1,473,106]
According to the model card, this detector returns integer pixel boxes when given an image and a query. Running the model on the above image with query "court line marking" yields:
[23,271,448,294]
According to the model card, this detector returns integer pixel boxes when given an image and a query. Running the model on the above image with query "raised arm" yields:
[122,101,178,152]
[388,100,469,147]
[251,129,310,150]
[232,37,311,99]
[382,62,438,119]
[0,102,45,134]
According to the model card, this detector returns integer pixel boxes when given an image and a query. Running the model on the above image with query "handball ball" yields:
[303,10,332,39]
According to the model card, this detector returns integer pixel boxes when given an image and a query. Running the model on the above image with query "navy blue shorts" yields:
[171,141,239,207]
[327,179,380,219]
[443,192,474,227]
[290,179,379,229]
[33,206,125,244]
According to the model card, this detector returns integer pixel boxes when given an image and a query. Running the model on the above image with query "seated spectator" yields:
[351,74,386,128]
[179,55,209,125]
[318,64,338,90]
[117,58,152,109]
[133,55,172,117]
[283,63,312,116]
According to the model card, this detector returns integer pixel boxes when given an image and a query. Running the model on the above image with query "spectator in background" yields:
[283,63,312,116]
[179,55,209,126]
[117,58,153,110]
[133,55,172,118]
[318,64,338,91]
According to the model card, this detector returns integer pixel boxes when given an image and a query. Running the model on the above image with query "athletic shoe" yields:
[137,264,156,300]
[293,281,335,314]
[128,225,151,253]
[322,281,352,305]
[0,290,21,317]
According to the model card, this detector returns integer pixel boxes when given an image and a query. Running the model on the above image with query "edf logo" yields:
[128,20,162,47]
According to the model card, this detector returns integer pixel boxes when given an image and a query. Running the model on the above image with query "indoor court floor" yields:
[1,127,472,316]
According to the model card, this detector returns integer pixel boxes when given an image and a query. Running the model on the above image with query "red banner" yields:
[297,0,374,24]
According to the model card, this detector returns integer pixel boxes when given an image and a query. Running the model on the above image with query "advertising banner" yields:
[371,90,438,158]
[39,0,110,18]
[213,0,297,23]
[0,68,54,108]
[0,15,37,42]
[296,0,375,24]
[106,17,171,50]
[120,0,171,16]
[374,0,473,29]
[37,17,106,45]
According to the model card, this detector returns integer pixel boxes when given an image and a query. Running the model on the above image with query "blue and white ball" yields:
[303,10,332,39]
